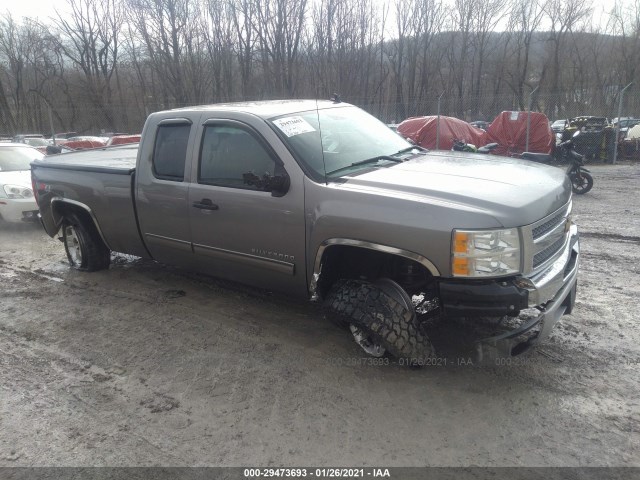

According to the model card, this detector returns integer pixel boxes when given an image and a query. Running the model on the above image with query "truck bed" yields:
[31,144,148,258]
[33,144,138,174]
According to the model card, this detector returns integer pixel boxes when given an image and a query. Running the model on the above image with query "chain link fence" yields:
[4,89,640,162]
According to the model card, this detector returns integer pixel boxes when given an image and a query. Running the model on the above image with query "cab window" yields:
[152,124,191,181]
[198,125,276,190]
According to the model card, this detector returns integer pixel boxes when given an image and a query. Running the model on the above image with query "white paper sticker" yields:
[510,111,519,121]
[273,116,316,137]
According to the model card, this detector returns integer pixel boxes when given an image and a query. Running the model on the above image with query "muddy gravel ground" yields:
[0,164,639,468]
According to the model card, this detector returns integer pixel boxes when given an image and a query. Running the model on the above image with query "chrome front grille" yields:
[533,236,565,268]
[522,201,572,275]
[532,211,565,238]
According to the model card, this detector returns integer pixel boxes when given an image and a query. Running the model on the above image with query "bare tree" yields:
[229,0,257,98]
[385,0,419,120]
[470,0,507,116]
[542,0,592,115]
[55,0,123,130]
[252,0,309,97]
[447,0,476,117]
[609,0,640,85]
[2,0,639,134]
[0,16,66,132]
[127,0,204,105]
[505,0,546,109]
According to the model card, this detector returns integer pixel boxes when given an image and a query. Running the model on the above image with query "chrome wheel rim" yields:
[65,225,83,266]
[350,324,386,357]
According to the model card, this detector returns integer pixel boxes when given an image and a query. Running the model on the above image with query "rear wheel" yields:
[571,171,593,194]
[324,279,434,364]
[62,213,110,271]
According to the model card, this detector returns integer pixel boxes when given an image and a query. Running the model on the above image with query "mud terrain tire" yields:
[62,212,111,272]
[325,279,434,363]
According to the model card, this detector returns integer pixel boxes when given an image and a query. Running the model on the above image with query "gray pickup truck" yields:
[31,100,579,363]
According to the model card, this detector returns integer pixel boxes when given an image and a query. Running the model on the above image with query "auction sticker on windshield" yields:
[273,116,316,137]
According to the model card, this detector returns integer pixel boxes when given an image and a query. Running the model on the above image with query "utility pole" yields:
[436,92,444,150]
[526,86,539,152]
[613,82,633,164]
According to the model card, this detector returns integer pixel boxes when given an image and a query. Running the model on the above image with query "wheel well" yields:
[53,203,106,247]
[316,245,434,299]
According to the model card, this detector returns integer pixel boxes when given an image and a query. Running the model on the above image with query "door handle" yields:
[192,198,219,210]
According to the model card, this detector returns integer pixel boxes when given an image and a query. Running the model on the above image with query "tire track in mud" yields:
[0,321,192,465]
[579,232,640,243]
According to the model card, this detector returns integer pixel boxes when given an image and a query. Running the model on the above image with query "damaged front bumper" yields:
[476,224,580,361]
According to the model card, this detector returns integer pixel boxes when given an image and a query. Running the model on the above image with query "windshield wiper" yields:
[350,155,404,167]
[326,155,402,176]
[395,145,428,154]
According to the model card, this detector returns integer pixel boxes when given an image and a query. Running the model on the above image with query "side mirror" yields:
[269,173,290,197]
[242,172,290,197]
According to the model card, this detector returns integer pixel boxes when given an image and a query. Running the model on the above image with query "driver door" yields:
[188,119,306,295]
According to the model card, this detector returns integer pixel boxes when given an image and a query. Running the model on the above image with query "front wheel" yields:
[571,171,593,194]
[324,279,435,364]
[62,213,111,271]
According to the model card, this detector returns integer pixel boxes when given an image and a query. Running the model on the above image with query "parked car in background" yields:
[65,136,109,144]
[469,120,489,131]
[52,132,79,140]
[611,117,640,140]
[23,137,53,154]
[551,119,567,134]
[106,134,141,146]
[0,143,43,222]
[102,132,130,138]
[12,134,44,143]
[60,139,107,150]
[60,136,109,150]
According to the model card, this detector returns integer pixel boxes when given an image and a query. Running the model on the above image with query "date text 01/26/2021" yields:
[243,468,391,478]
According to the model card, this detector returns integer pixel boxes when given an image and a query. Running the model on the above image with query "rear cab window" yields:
[152,124,191,181]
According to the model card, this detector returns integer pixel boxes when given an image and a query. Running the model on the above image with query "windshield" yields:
[0,147,44,171]
[270,106,412,181]
[24,138,50,147]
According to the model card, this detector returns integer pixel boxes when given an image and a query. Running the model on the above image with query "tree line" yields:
[1,0,639,135]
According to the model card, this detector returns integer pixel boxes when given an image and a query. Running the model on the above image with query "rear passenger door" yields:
[135,116,199,267]
[188,119,306,295]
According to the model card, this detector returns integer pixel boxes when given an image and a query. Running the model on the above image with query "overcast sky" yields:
[4,0,616,29]
[7,2,61,22]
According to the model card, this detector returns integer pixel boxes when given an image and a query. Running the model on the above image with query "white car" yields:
[0,143,43,222]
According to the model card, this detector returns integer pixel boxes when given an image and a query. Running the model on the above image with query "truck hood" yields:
[0,170,32,189]
[339,151,571,227]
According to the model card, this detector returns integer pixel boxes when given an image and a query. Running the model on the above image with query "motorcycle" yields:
[520,132,593,195]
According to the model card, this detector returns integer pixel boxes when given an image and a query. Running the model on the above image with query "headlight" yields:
[452,228,521,277]
[3,184,34,199]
